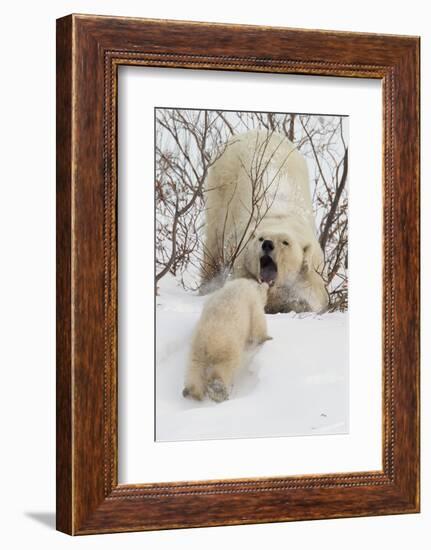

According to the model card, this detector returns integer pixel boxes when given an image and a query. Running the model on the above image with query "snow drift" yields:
[155,276,349,442]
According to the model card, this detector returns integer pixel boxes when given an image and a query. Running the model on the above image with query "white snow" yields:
[156,276,349,442]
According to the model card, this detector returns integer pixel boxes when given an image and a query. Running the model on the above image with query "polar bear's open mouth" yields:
[260,255,278,286]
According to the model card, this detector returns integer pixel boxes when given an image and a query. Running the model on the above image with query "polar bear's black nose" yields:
[262,239,274,252]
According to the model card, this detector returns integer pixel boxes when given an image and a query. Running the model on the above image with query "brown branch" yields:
[319,147,348,252]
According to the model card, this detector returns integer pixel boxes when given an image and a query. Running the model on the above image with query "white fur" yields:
[184,279,271,402]
[202,130,329,313]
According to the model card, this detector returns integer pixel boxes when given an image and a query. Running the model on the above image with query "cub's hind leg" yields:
[183,358,206,401]
[206,356,240,403]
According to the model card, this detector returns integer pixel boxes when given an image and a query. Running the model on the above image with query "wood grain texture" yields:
[56,16,73,535]
[56,14,420,535]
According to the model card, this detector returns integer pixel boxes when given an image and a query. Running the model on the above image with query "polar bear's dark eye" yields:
[258,237,264,242]
[282,240,289,246]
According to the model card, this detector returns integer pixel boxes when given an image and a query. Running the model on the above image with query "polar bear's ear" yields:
[301,244,313,274]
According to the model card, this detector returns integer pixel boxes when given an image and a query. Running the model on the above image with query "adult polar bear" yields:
[202,130,329,314]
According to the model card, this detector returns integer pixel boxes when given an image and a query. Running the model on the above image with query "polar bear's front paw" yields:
[206,378,229,403]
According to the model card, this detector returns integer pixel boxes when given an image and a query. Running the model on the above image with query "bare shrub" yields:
[155,109,348,311]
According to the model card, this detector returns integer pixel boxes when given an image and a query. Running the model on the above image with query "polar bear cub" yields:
[183,279,272,403]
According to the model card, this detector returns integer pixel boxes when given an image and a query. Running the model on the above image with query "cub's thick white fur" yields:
[203,130,329,313]
[183,279,271,402]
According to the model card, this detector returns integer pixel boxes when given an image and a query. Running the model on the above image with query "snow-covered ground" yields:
[156,276,349,442]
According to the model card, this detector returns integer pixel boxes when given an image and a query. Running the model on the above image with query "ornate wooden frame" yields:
[56,14,420,535]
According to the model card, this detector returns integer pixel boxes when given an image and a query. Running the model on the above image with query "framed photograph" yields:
[153,106,349,443]
[56,14,420,535]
